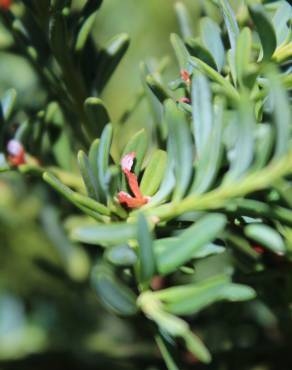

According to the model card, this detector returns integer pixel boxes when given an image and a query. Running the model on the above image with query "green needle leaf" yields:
[191,71,213,157]
[137,213,156,284]
[91,263,138,316]
[84,97,110,138]
[244,224,286,255]
[71,222,137,246]
[140,149,167,196]
[200,17,225,72]
[249,5,277,61]
[157,213,227,275]
[165,99,192,201]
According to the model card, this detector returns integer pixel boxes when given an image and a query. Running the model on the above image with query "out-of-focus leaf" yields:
[170,33,190,70]
[165,100,192,200]
[157,213,227,275]
[155,275,256,315]
[155,335,179,370]
[272,1,291,46]
[218,0,239,82]
[191,71,212,157]
[268,69,290,159]
[96,33,130,92]
[146,159,175,207]
[88,138,101,189]
[189,57,239,103]
[140,62,165,139]
[140,150,167,196]
[175,2,193,39]
[236,28,252,87]
[43,172,107,222]
[71,222,137,246]
[244,223,286,255]
[146,75,171,103]
[137,214,156,284]
[218,0,239,51]
[91,263,138,316]
[0,88,17,123]
[78,150,99,200]
[75,11,97,53]
[84,97,110,138]
[122,129,147,175]
[192,243,225,259]
[105,244,137,267]
[191,97,224,194]
[225,93,255,182]
[97,124,113,200]
[200,17,225,71]
[186,38,218,71]
[184,331,211,363]
[249,5,277,61]
[251,125,274,171]
[138,292,211,363]
[0,153,9,172]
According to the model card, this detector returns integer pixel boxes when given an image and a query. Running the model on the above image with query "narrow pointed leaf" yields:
[122,129,148,175]
[165,100,192,200]
[200,17,225,71]
[105,244,137,267]
[191,97,224,194]
[71,222,137,246]
[189,57,239,103]
[156,275,256,315]
[137,214,156,283]
[91,263,138,316]
[244,224,285,255]
[184,331,211,364]
[268,70,290,159]
[175,2,193,39]
[0,88,17,123]
[191,71,213,157]
[236,28,252,87]
[78,150,100,200]
[186,39,217,70]
[272,1,291,46]
[170,33,190,70]
[157,213,227,275]
[225,93,255,182]
[155,335,179,370]
[218,0,239,51]
[249,5,277,61]
[140,150,167,196]
[96,33,130,91]
[146,75,171,103]
[84,97,110,138]
[97,124,113,199]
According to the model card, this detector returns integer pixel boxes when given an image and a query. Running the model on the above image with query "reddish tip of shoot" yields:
[121,151,136,172]
[177,97,191,104]
[180,69,191,84]
[7,139,26,166]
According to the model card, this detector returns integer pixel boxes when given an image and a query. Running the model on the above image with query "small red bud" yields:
[7,139,26,166]
[180,69,191,84]
[177,97,191,104]
[253,245,264,255]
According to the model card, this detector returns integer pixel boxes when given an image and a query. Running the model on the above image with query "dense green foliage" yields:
[0,0,291,369]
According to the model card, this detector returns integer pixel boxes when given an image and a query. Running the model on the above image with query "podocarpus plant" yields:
[0,0,292,369]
